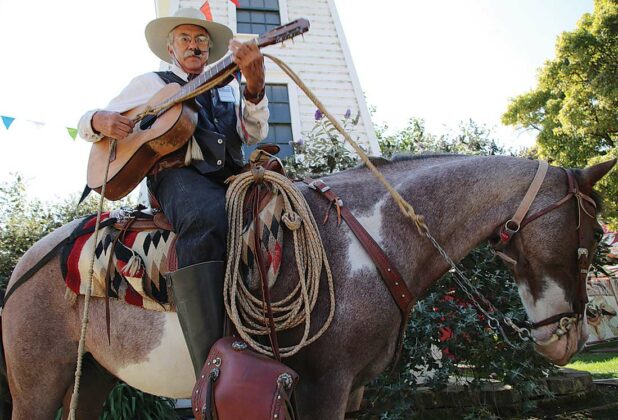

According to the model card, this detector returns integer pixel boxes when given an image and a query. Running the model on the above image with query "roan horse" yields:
[1,155,615,419]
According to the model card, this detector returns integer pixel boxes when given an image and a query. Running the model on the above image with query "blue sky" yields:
[0,0,593,201]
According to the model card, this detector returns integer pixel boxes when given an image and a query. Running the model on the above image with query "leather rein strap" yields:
[303,178,415,316]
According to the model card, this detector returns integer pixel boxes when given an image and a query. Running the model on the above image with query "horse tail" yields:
[0,289,13,419]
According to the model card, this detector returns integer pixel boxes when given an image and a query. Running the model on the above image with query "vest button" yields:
[217,138,223,144]
[217,160,222,165]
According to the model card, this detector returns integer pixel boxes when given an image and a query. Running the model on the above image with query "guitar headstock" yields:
[256,18,310,48]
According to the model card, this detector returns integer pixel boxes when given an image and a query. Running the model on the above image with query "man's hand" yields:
[92,111,135,139]
[229,39,265,103]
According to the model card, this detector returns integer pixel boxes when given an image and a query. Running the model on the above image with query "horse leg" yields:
[61,354,118,420]
[3,254,80,420]
[7,355,75,420]
[295,373,352,420]
[345,386,365,415]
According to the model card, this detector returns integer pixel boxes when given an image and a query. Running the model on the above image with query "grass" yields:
[566,351,618,379]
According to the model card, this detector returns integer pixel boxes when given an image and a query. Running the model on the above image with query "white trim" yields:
[326,0,380,155]
[227,0,237,31]
[278,0,289,24]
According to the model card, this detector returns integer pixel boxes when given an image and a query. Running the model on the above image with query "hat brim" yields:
[145,17,233,64]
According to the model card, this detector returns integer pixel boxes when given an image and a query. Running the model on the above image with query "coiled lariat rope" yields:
[224,170,335,357]
[69,139,116,420]
[263,53,525,348]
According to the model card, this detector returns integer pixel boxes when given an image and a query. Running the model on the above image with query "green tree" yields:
[503,0,618,224]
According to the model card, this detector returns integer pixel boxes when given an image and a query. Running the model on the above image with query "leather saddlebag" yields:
[192,336,299,420]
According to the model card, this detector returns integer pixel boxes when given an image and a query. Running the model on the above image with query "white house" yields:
[154,0,379,157]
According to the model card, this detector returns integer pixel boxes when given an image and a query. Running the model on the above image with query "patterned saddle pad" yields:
[61,211,176,312]
[61,191,285,311]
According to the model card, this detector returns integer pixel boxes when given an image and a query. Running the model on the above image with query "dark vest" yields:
[156,71,244,175]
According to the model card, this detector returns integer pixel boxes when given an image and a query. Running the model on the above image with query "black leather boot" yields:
[169,261,225,378]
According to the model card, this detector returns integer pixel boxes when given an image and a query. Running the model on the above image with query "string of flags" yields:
[201,0,239,22]
[1,114,79,140]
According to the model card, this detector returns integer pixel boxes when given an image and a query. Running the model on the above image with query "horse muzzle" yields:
[533,318,587,366]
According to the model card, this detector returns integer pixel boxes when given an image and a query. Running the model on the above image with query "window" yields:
[236,0,281,35]
[243,84,293,158]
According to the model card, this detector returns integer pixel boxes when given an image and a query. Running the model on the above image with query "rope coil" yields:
[224,170,335,357]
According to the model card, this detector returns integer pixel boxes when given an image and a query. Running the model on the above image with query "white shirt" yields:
[77,63,269,145]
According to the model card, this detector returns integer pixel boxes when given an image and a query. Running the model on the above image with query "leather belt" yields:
[304,178,415,316]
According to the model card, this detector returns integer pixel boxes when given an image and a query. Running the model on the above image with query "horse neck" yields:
[371,156,550,299]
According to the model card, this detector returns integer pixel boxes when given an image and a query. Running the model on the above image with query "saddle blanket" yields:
[61,212,176,312]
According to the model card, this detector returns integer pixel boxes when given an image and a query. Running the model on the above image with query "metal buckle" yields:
[577,248,588,259]
[503,219,520,236]
[308,179,330,193]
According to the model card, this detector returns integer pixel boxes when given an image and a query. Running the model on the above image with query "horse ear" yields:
[580,158,616,188]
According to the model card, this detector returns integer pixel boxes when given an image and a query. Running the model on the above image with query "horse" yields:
[1,155,615,419]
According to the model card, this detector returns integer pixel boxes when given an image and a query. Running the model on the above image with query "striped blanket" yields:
[61,212,176,312]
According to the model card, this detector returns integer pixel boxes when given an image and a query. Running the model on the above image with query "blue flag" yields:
[1,116,15,130]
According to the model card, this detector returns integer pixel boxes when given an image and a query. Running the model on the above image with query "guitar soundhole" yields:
[140,115,158,130]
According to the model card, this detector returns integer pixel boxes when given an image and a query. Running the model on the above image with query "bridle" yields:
[492,160,597,346]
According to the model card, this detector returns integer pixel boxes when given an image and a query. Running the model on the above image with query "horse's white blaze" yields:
[517,278,571,338]
[345,200,385,273]
[116,313,194,398]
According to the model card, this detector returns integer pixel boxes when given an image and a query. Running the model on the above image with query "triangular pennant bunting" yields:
[230,0,239,6]
[200,1,213,21]
[1,116,15,130]
[67,127,78,140]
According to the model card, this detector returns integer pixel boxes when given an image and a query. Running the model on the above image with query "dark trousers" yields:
[148,166,231,267]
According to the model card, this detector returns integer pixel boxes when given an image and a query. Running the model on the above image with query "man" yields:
[78,8,269,378]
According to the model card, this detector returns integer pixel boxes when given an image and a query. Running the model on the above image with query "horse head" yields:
[490,158,615,365]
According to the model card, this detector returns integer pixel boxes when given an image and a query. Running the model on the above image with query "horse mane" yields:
[389,152,465,162]
[359,153,466,169]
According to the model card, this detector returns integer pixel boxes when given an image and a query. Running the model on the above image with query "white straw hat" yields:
[145,8,233,63]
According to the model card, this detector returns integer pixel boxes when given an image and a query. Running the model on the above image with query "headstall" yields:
[492,160,597,345]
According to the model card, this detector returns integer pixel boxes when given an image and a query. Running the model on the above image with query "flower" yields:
[344,108,351,119]
[314,109,323,120]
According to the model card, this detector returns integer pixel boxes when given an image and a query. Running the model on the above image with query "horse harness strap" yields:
[303,178,415,316]
[494,160,597,333]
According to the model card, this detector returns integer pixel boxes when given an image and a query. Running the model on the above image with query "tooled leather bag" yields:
[192,336,299,420]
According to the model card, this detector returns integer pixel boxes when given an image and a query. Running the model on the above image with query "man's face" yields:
[168,24,210,74]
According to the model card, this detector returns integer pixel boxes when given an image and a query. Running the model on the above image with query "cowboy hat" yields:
[145,8,233,64]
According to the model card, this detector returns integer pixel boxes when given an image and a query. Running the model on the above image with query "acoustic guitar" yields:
[87,18,310,200]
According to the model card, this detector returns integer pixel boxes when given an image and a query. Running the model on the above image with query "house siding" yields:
[166,0,379,154]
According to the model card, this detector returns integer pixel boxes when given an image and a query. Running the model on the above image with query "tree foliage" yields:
[378,118,508,158]
[0,175,115,289]
[283,109,360,179]
[503,0,618,224]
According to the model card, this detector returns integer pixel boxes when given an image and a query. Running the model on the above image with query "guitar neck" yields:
[158,54,237,109]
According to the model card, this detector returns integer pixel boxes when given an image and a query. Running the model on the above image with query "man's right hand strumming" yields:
[92,111,135,140]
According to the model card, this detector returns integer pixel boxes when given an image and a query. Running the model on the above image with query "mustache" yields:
[183,49,205,58]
